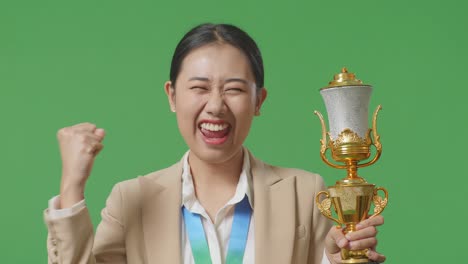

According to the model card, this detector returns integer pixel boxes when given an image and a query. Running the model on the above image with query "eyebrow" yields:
[188,77,248,85]
[225,78,248,85]
[188,77,210,82]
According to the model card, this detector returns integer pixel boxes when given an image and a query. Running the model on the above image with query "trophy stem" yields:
[341,223,371,264]
[346,160,358,179]
[339,160,366,184]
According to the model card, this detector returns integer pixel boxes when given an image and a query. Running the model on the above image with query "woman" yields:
[44,23,385,264]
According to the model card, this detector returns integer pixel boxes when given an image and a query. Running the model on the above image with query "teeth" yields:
[200,122,229,131]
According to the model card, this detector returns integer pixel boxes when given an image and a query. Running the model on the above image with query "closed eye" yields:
[225,88,244,93]
[190,86,208,91]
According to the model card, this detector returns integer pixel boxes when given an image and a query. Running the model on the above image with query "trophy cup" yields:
[314,68,388,263]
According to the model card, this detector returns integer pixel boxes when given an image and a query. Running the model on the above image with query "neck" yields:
[188,148,245,221]
[188,148,244,189]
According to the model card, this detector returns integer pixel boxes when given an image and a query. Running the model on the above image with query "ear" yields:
[164,81,176,112]
[255,87,268,116]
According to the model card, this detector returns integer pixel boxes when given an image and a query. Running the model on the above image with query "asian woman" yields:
[44,23,385,264]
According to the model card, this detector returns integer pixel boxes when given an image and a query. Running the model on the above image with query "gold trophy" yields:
[314,68,388,263]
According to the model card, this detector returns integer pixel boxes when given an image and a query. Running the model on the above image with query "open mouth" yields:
[198,121,231,145]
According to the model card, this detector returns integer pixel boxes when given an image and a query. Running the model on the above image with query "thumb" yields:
[94,128,106,140]
[325,226,348,254]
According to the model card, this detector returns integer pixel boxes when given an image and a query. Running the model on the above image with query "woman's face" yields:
[165,43,267,164]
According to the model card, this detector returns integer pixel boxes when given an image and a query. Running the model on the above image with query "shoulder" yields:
[260,160,326,191]
[270,165,322,182]
[114,161,182,191]
[274,165,326,201]
[255,160,331,229]
[247,150,327,193]
[105,161,182,209]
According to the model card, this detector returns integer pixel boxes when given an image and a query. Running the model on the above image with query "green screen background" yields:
[1,0,466,262]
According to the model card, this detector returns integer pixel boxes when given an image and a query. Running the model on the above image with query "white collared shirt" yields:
[181,148,255,264]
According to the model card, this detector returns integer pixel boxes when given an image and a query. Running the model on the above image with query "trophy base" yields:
[340,259,372,264]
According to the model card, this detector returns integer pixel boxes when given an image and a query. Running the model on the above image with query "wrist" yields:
[59,183,85,209]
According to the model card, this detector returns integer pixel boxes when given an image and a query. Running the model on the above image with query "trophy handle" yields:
[369,187,388,218]
[314,111,347,169]
[316,191,343,225]
[358,105,383,168]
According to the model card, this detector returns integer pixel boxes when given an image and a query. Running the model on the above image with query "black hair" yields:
[169,23,264,90]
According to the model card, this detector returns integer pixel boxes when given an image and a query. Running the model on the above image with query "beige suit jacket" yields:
[44,152,332,264]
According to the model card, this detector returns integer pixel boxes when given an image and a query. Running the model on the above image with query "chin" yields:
[190,143,243,165]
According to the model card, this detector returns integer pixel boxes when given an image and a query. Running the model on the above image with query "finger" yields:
[81,135,104,154]
[326,226,348,254]
[75,132,105,145]
[345,226,377,241]
[356,215,384,230]
[94,128,106,140]
[367,249,386,263]
[72,122,97,132]
[93,142,104,155]
[349,237,377,250]
[57,127,70,139]
[86,142,104,155]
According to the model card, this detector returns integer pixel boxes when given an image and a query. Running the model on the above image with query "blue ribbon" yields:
[182,196,252,264]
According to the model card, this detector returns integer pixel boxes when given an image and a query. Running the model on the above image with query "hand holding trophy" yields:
[315,68,388,264]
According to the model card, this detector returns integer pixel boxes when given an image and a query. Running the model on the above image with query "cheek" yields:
[230,96,256,115]
[175,93,204,133]
[228,97,256,130]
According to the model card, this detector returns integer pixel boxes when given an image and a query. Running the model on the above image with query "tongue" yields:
[201,127,229,138]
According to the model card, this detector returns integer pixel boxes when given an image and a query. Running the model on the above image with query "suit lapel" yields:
[250,153,297,264]
[140,162,183,264]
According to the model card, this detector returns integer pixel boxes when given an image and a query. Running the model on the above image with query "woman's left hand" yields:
[324,215,386,264]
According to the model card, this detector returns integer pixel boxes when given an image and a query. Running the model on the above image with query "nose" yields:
[205,90,226,117]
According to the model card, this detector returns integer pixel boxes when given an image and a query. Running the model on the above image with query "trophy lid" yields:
[322,67,369,89]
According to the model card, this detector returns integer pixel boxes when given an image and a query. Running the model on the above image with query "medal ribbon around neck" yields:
[182,195,252,264]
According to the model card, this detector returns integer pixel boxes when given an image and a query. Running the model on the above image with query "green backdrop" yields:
[1,0,466,262]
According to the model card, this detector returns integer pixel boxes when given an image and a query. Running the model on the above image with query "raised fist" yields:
[56,122,106,208]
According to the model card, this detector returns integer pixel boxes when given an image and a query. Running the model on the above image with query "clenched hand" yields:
[57,122,105,208]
